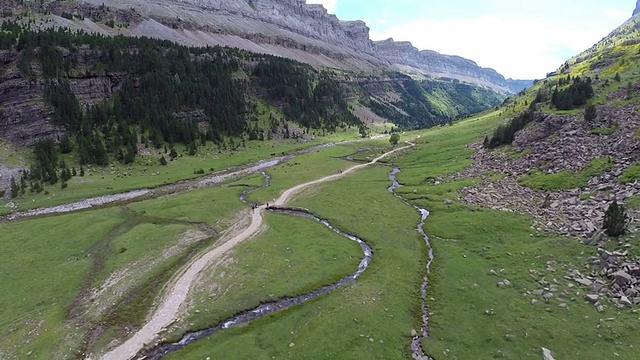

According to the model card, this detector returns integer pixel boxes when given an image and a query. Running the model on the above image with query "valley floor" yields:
[1,112,638,360]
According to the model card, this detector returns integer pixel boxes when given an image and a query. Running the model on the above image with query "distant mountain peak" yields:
[634,0,640,16]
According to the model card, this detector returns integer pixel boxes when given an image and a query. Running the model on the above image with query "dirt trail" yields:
[99,142,414,360]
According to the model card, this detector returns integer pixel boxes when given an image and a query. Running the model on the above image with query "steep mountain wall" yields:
[5,0,532,94]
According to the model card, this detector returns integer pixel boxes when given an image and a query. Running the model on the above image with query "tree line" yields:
[1,22,363,195]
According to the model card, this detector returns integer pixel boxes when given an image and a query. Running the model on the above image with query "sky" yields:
[306,0,636,79]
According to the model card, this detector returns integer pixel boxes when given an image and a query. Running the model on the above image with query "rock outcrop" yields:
[14,0,530,94]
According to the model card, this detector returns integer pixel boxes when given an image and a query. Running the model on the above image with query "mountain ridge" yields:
[3,0,532,94]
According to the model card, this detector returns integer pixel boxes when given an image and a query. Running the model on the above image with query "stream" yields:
[137,173,374,360]
[388,167,434,360]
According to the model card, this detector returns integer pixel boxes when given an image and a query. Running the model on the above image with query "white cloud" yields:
[306,0,338,13]
[370,15,620,79]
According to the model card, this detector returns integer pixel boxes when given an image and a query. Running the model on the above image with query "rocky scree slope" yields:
[452,11,640,312]
[2,0,531,94]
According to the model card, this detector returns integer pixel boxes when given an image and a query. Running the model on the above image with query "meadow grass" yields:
[128,183,250,228]
[166,165,427,359]
[390,116,640,359]
[247,145,359,204]
[1,132,367,212]
[175,212,364,335]
[0,138,28,167]
[0,181,257,358]
[626,194,640,210]
[619,163,640,184]
[0,208,123,358]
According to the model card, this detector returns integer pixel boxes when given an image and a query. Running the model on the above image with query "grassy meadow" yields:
[0,128,370,212]
[166,165,427,359]
[170,212,365,339]
[0,100,636,360]
[0,182,257,358]
[392,115,640,359]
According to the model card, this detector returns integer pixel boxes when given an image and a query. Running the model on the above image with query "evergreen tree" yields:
[10,176,18,198]
[584,104,597,122]
[389,133,400,146]
[603,201,627,237]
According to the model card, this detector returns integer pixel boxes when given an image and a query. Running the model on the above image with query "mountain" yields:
[0,0,525,196]
[2,0,531,94]
[472,3,640,242]
[634,0,640,17]
[373,38,532,94]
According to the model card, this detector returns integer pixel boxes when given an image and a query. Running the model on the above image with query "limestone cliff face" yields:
[374,38,531,94]
[0,48,126,146]
[34,0,527,94]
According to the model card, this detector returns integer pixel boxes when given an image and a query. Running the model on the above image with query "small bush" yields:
[603,202,627,237]
[584,104,597,122]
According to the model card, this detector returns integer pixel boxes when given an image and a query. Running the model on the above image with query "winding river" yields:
[93,141,422,359]
[137,164,434,360]
[138,173,374,360]
[388,168,434,360]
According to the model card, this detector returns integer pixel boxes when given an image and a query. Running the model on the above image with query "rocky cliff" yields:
[7,0,531,94]
[374,38,531,94]
[634,0,640,17]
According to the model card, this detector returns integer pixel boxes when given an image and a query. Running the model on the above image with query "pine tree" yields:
[10,176,18,198]
[603,202,627,237]
[584,104,597,122]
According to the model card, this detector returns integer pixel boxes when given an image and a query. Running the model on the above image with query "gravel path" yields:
[99,142,414,360]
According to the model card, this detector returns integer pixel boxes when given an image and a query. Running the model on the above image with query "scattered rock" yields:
[541,347,556,360]
[585,294,599,304]
[613,271,632,286]
[619,296,633,308]
[289,342,295,348]
[575,278,593,287]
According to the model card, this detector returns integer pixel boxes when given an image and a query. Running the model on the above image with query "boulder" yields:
[541,347,556,360]
[619,296,633,308]
[584,294,599,304]
[612,271,632,286]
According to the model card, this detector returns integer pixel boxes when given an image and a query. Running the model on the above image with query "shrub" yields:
[389,133,400,146]
[584,104,597,122]
[603,202,627,237]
